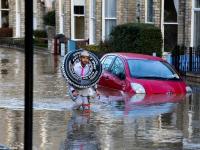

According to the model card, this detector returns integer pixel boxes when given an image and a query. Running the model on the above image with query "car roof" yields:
[105,52,163,61]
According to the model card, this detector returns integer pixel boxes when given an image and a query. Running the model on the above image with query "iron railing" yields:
[172,46,200,75]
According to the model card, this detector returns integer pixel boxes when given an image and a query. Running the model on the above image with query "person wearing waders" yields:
[69,50,99,110]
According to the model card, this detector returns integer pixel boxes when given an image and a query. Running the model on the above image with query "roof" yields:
[106,52,163,61]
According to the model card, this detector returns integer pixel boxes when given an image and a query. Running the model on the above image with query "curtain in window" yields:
[194,11,200,49]
[173,0,179,14]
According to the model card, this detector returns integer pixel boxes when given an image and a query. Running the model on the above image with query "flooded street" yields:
[0,47,200,150]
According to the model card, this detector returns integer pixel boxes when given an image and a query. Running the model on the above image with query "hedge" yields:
[33,30,47,38]
[109,23,163,56]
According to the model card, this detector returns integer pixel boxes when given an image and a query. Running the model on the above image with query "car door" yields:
[106,57,126,91]
[98,55,116,87]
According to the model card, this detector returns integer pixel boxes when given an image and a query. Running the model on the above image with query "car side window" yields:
[110,57,125,77]
[101,55,115,71]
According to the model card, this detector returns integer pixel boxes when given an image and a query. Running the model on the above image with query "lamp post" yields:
[24,0,33,149]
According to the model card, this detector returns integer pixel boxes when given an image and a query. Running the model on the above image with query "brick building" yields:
[0,0,46,37]
[55,0,200,52]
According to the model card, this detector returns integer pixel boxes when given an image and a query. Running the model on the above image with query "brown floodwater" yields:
[0,47,200,150]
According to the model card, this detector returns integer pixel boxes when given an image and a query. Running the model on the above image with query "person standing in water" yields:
[68,50,99,110]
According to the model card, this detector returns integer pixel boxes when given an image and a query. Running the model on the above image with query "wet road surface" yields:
[0,47,200,150]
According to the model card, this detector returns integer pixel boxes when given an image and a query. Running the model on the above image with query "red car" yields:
[98,53,191,95]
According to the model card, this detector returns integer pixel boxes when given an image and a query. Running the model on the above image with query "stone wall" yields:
[96,0,102,43]
[64,0,71,38]
[8,0,15,31]
[184,0,192,47]
[36,0,45,30]
[153,0,161,28]
[177,0,192,48]
[117,0,137,25]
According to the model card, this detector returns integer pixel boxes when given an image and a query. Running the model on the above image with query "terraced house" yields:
[0,0,47,37]
[55,0,200,52]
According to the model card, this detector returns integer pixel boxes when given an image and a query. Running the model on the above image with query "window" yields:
[102,0,116,40]
[193,0,200,49]
[101,55,115,71]
[146,0,154,23]
[74,6,84,14]
[163,0,179,52]
[110,57,125,77]
[164,0,178,22]
[128,59,180,80]
[71,0,85,39]
[0,0,9,28]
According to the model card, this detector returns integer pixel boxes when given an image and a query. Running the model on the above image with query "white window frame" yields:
[71,1,85,40]
[102,0,117,41]
[145,0,154,24]
[89,0,96,44]
[191,0,200,47]
[0,0,9,28]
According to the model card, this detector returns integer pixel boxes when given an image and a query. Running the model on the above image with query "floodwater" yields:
[0,47,200,150]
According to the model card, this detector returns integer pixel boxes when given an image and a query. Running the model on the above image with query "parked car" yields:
[98,53,192,95]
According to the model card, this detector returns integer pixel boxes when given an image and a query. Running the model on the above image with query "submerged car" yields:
[98,53,191,94]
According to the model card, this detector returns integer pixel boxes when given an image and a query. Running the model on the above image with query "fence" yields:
[0,37,24,49]
[172,46,200,75]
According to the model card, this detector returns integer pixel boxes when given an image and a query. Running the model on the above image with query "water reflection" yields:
[0,48,200,150]
[62,110,100,150]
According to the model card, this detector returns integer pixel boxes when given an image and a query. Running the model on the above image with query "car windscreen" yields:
[128,59,181,80]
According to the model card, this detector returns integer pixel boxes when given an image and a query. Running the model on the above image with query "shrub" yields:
[34,38,48,48]
[43,11,55,26]
[33,30,47,38]
[83,41,112,58]
[110,23,163,56]
[0,28,13,37]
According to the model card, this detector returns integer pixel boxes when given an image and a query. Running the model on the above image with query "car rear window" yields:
[128,59,181,80]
